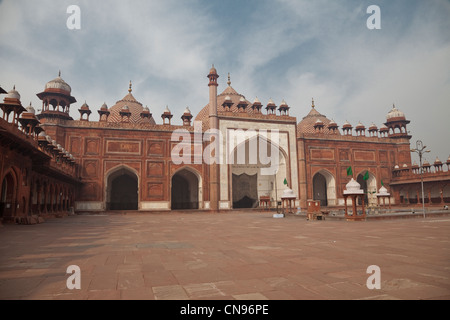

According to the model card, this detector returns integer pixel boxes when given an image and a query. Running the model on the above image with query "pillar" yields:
[208,66,219,212]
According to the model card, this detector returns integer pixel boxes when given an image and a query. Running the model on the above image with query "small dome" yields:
[142,105,150,112]
[280,99,288,107]
[164,105,171,114]
[100,102,108,110]
[80,102,90,110]
[379,124,389,131]
[412,162,419,167]
[369,123,378,130]
[239,96,246,103]
[267,98,276,105]
[122,105,129,111]
[377,186,390,195]
[45,72,72,94]
[386,104,405,120]
[253,97,261,104]
[224,95,232,102]
[343,120,352,128]
[282,188,296,199]
[403,163,408,168]
[5,86,20,100]
[315,119,324,125]
[38,131,47,137]
[344,178,364,194]
[183,107,191,114]
[26,103,36,115]
[423,160,431,166]
[356,122,365,129]
[209,65,217,74]
[394,165,400,169]
[434,157,442,165]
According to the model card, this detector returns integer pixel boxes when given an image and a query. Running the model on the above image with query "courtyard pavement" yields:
[0,211,449,300]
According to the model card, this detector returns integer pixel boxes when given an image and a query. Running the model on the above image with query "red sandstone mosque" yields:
[1,67,449,222]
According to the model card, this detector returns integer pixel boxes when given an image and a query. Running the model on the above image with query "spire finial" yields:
[312,98,315,108]
[227,73,231,86]
[58,70,61,77]
[128,81,132,93]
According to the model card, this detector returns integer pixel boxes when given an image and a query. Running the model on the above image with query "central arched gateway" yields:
[230,135,288,209]
[106,166,139,210]
[171,168,201,209]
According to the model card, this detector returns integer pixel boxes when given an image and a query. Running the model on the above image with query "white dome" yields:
[282,188,296,199]
[253,97,261,104]
[5,87,20,100]
[45,74,71,94]
[377,186,391,196]
[164,105,171,113]
[386,104,405,120]
[26,103,36,115]
[344,178,364,194]
[184,107,191,114]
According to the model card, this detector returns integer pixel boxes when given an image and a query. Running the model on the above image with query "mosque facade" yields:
[1,67,449,222]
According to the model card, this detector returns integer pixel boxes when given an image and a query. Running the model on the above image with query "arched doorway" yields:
[357,172,377,206]
[312,170,337,207]
[1,172,16,218]
[106,167,139,210]
[313,173,328,207]
[171,168,200,209]
[230,135,288,209]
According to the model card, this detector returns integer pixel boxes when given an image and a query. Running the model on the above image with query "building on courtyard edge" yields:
[1,67,449,223]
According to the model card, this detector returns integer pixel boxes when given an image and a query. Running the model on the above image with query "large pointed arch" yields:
[229,133,289,208]
[105,165,139,210]
[357,171,377,206]
[170,166,202,210]
[312,169,337,207]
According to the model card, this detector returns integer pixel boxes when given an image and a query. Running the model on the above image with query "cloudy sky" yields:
[1,0,449,164]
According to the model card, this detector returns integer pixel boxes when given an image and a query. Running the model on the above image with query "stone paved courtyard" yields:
[0,212,449,300]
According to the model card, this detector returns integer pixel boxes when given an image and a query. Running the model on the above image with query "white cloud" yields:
[0,0,449,160]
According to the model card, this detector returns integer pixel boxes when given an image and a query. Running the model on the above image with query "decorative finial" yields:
[128,81,132,93]
[312,98,315,108]
[13,85,16,90]
[227,73,231,86]
[58,70,61,77]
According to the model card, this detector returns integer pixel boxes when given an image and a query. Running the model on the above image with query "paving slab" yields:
[0,211,449,300]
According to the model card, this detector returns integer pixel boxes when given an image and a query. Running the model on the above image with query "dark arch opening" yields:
[232,173,258,209]
[357,174,369,205]
[107,168,138,210]
[1,172,16,218]
[171,169,199,209]
[313,173,328,207]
